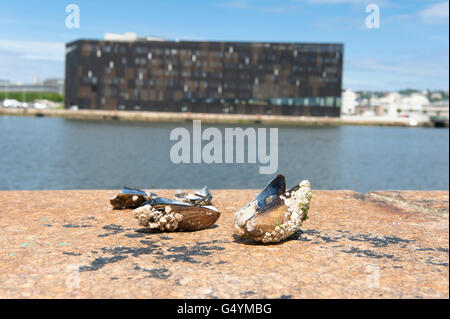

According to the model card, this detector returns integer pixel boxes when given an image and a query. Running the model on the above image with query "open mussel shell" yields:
[110,186,157,209]
[173,186,213,206]
[234,174,311,243]
[133,196,220,232]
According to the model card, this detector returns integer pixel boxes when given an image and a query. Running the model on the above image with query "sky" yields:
[0,0,448,91]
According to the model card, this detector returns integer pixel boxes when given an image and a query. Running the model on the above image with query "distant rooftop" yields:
[103,32,164,42]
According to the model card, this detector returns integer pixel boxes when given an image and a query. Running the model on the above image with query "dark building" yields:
[65,37,343,116]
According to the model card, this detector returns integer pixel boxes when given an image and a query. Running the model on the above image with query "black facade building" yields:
[65,38,343,116]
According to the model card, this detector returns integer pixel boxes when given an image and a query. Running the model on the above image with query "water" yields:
[0,116,448,192]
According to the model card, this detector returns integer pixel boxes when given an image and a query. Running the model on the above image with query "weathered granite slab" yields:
[0,190,448,298]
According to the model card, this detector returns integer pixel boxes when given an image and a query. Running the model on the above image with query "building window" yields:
[326,97,334,107]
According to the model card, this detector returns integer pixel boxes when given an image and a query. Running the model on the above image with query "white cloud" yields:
[420,1,449,25]
[0,40,65,62]
[220,0,251,9]
[0,40,64,83]
[344,54,449,90]
[348,57,448,77]
[304,0,392,5]
[307,0,370,3]
[0,51,64,83]
[218,0,302,13]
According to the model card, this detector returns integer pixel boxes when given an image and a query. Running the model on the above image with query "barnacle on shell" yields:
[234,174,311,243]
[133,196,220,232]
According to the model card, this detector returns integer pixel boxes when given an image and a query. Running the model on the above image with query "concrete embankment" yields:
[0,107,438,127]
[0,189,448,298]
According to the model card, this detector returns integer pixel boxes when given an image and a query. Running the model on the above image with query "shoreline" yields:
[0,107,442,127]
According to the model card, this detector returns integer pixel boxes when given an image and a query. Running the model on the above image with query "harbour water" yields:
[0,116,448,192]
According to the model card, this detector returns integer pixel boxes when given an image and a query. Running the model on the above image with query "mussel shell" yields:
[150,204,220,231]
[110,193,148,209]
[245,204,286,237]
[173,186,213,206]
[234,175,311,243]
[121,186,148,196]
[256,183,299,214]
[110,186,157,209]
[254,174,286,210]
[143,197,193,207]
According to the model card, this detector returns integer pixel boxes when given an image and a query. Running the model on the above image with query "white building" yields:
[372,92,400,117]
[341,89,357,114]
[104,32,139,41]
[371,92,429,118]
[430,92,443,100]
[104,32,163,42]
[398,93,429,114]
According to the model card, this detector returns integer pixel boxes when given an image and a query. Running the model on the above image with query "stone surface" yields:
[0,189,448,298]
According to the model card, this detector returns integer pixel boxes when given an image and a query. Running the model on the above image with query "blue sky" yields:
[0,0,448,91]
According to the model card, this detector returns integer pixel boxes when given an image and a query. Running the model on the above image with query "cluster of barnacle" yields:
[134,205,184,231]
[110,175,312,244]
[111,186,220,232]
[233,175,312,243]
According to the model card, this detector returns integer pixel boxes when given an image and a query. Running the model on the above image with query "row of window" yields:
[84,77,302,88]
[113,54,339,65]
[80,43,341,61]
[90,54,339,75]
[124,44,341,56]
[84,73,341,89]
[110,96,342,107]
[88,60,339,80]
[95,84,340,103]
